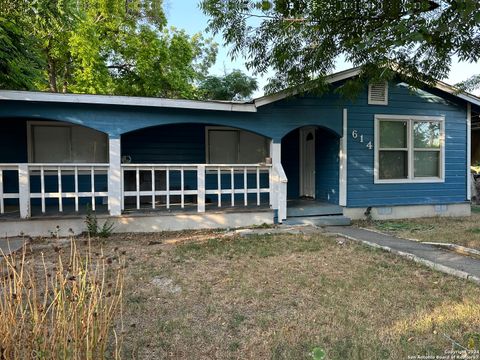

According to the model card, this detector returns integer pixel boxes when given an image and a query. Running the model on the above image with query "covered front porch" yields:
[0,93,349,235]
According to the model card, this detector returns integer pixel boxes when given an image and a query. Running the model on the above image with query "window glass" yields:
[379,121,407,148]
[379,151,408,179]
[414,151,440,177]
[414,121,440,148]
[208,129,268,164]
[31,123,108,163]
[208,130,238,163]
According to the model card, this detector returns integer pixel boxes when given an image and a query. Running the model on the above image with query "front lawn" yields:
[29,229,480,359]
[355,208,480,250]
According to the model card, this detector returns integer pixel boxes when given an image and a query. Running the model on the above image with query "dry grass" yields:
[0,239,124,359]
[355,208,480,250]
[23,229,480,359]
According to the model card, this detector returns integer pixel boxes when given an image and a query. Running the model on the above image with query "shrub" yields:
[85,206,115,238]
[0,240,124,359]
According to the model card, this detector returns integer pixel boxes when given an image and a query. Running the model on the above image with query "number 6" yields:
[351,130,358,139]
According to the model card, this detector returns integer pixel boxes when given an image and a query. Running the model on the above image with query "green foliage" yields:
[311,347,326,360]
[85,206,115,238]
[201,0,480,94]
[198,69,258,100]
[1,0,218,98]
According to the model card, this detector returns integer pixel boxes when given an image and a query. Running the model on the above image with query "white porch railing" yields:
[0,164,20,215]
[121,164,272,212]
[28,164,109,213]
[0,162,288,221]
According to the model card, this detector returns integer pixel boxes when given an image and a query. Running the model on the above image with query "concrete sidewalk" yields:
[0,238,28,256]
[325,226,480,285]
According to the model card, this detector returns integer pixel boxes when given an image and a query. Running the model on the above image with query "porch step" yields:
[283,215,351,227]
[287,203,343,217]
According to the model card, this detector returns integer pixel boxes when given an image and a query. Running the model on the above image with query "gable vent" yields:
[368,82,388,105]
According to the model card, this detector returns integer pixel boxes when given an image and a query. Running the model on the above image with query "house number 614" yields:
[351,129,373,150]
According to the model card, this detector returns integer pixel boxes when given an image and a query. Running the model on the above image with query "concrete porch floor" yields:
[287,199,343,217]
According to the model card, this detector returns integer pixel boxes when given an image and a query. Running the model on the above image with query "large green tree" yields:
[201,0,480,94]
[0,0,217,98]
[199,69,258,100]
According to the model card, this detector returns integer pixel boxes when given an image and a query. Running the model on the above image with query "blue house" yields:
[0,67,479,236]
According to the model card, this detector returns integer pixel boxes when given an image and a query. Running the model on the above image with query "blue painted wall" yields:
[316,129,339,204]
[0,79,469,209]
[345,82,467,207]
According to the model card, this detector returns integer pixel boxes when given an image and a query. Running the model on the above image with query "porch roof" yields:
[1,67,479,112]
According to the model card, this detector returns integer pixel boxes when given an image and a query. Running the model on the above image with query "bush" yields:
[85,206,115,238]
[0,240,124,359]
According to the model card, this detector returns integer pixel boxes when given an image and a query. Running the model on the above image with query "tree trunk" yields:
[45,44,58,92]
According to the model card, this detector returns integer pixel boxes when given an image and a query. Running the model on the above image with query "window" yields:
[206,127,269,164]
[28,121,108,163]
[374,115,444,183]
[368,82,388,105]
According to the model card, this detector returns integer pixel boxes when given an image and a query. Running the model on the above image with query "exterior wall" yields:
[345,82,468,208]
[316,129,339,204]
[282,127,340,203]
[344,203,471,220]
[0,80,469,212]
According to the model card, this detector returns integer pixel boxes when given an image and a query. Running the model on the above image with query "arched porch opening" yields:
[0,117,109,218]
[120,123,273,212]
[281,125,343,216]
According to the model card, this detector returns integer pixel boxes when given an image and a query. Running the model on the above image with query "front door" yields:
[300,127,316,198]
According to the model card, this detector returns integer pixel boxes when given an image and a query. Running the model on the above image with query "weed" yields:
[85,205,115,238]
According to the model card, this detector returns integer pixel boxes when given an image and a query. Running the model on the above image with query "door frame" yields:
[299,126,316,198]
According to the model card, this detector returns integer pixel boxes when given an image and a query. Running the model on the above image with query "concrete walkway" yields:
[0,238,28,256]
[325,226,480,285]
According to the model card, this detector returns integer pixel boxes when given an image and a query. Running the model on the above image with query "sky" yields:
[165,0,480,97]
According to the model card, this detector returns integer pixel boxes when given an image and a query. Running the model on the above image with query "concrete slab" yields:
[284,215,351,226]
[326,226,480,284]
[287,200,343,217]
[0,237,29,256]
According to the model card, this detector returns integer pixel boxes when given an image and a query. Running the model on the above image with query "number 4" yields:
[366,141,373,149]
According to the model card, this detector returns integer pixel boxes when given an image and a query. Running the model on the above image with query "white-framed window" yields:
[205,126,269,164]
[374,115,445,183]
[368,82,389,105]
[27,121,108,163]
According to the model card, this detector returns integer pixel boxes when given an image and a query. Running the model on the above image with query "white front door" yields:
[300,127,316,198]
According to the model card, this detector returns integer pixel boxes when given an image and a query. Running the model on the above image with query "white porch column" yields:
[270,140,287,222]
[18,164,30,219]
[108,136,122,216]
[197,165,206,212]
[467,103,472,201]
[339,108,348,206]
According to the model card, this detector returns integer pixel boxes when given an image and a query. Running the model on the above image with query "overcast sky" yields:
[165,0,480,97]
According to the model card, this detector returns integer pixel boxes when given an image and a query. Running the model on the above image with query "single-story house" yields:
[0,67,479,236]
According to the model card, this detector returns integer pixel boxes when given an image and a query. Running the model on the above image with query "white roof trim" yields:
[1,67,478,111]
[0,90,257,113]
[254,67,362,107]
[254,67,480,108]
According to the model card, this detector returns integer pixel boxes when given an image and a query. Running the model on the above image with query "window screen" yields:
[207,128,268,164]
[30,123,108,163]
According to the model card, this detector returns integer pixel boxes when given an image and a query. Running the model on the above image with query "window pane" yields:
[414,151,440,177]
[379,121,407,148]
[414,121,440,148]
[238,131,268,163]
[379,151,408,179]
[209,130,238,163]
[33,126,71,163]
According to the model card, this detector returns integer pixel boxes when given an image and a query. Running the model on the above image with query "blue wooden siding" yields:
[281,129,300,199]
[316,129,339,204]
[345,82,467,207]
[0,78,469,209]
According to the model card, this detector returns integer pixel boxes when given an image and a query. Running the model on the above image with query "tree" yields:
[199,69,258,100]
[0,0,218,98]
[0,2,43,90]
[200,0,480,94]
